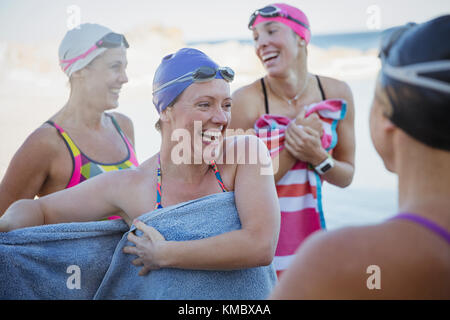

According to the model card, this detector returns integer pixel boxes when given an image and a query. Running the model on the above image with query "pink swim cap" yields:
[250,3,311,44]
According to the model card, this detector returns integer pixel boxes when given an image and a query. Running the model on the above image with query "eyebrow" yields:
[263,21,277,27]
[108,60,128,66]
[194,96,232,101]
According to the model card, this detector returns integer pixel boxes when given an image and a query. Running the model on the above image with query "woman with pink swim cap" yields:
[230,3,356,278]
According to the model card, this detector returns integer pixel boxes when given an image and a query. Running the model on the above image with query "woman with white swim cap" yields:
[0,23,138,220]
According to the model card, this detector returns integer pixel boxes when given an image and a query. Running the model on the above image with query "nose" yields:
[211,106,229,127]
[255,33,269,53]
[119,68,128,84]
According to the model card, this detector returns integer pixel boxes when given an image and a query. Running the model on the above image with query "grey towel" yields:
[0,192,277,299]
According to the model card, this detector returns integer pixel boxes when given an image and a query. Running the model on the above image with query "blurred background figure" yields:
[0,23,137,219]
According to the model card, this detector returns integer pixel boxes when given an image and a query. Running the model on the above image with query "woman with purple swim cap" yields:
[229,3,356,277]
[0,23,138,220]
[1,48,280,290]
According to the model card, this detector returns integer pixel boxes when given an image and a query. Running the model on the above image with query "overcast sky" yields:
[0,0,449,43]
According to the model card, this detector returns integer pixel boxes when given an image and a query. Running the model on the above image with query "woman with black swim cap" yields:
[270,15,450,299]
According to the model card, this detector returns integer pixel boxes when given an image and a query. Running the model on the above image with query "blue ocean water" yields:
[188,31,383,51]
[310,31,382,50]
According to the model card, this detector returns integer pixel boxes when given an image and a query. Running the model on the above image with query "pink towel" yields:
[254,99,347,274]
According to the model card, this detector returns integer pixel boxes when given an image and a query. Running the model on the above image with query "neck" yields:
[395,136,450,227]
[60,90,106,129]
[159,135,211,184]
[266,66,309,103]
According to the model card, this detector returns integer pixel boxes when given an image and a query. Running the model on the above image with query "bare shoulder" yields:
[223,134,269,164]
[317,75,353,101]
[20,123,64,155]
[108,112,135,143]
[230,80,265,130]
[232,79,262,101]
[273,221,450,299]
[270,224,384,299]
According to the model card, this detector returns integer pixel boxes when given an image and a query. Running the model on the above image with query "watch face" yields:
[321,163,332,172]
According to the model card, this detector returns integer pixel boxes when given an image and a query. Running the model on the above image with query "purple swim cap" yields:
[152,48,229,114]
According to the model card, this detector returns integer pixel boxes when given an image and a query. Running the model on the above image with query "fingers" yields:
[127,231,144,246]
[284,140,296,157]
[138,266,151,276]
[132,257,143,266]
[286,122,303,143]
[123,245,138,255]
[286,123,311,144]
[295,107,307,125]
[303,126,321,140]
[135,220,165,242]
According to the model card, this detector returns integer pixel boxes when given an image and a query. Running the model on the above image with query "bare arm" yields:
[125,136,280,272]
[0,127,55,216]
[0,169,137,232]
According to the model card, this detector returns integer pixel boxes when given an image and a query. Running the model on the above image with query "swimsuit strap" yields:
[315,75,327,100]
[155,154,163,209]
[106,114,139,166]
[390,213,450,244]
[154,155,227,210]
[261,77,270,114]
[261,75,327,115]
[45,120,82,188]
[209,160,228,193]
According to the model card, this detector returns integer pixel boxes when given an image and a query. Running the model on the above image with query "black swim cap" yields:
[380,15,450,151]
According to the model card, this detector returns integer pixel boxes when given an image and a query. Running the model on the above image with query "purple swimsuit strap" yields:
[390,213,450,244]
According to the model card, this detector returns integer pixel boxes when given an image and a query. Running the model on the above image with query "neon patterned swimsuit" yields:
[155,154,227,209]
[46,114,139,220]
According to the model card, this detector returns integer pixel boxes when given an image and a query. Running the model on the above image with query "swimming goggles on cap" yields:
[60,32,129,72]
[248,5,310,30]
[382,60,450,94]
[153,66,235,93]
[379,23,450,94]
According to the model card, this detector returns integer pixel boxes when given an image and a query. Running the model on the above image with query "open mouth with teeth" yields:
[110,88,121,96]
[201,130,222,143]
[262,52,279,64]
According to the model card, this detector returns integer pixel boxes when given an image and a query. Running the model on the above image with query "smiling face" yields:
[73,46,128,110]
[252,21,305,77]
[161,79,232,162]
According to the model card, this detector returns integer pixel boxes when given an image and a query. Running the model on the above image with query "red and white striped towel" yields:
[254,99,347,276]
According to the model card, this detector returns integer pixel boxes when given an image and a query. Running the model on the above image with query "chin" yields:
[265,65,287,78]
[382,156,396,173]
[105,101,119,110]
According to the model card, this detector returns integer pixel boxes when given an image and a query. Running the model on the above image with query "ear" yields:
[159,107,172,123]
[70,69,83,80]
[70,67,91,82]
[295,33,305,47]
